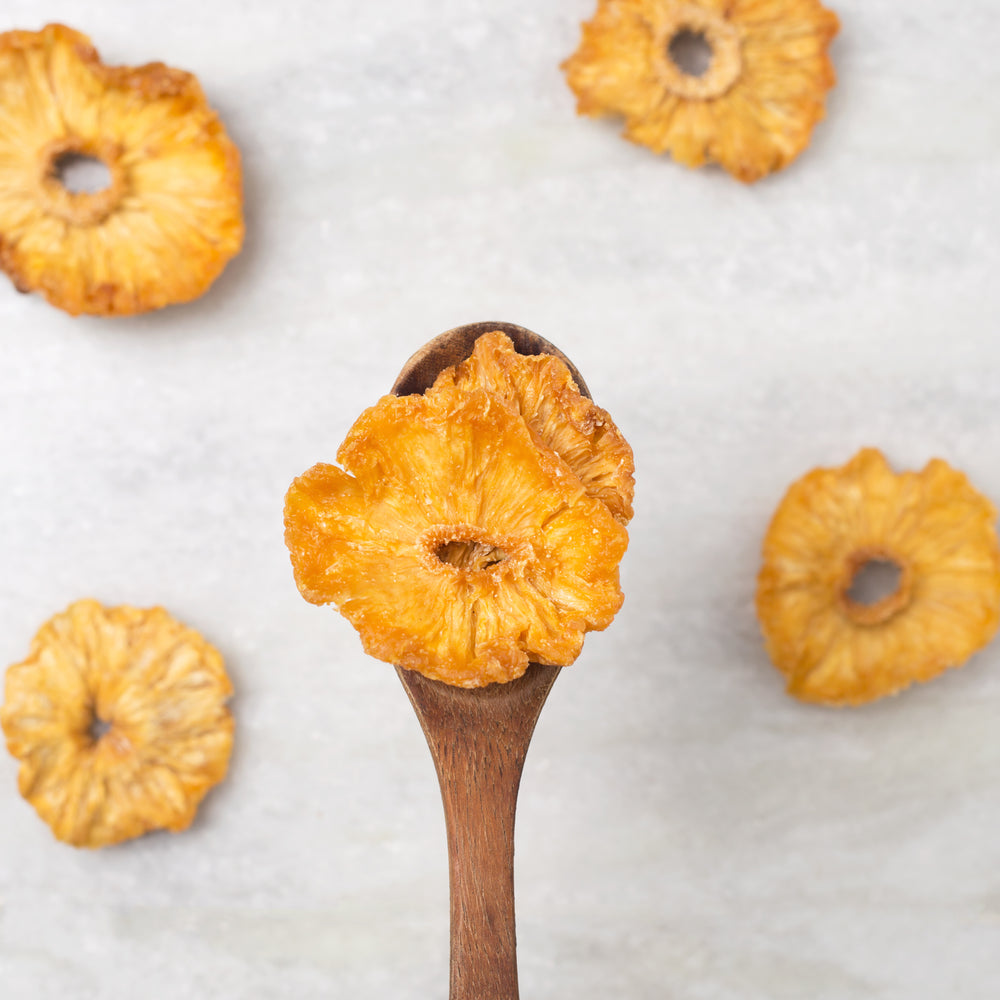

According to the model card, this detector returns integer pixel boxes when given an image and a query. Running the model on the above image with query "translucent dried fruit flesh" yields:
[757,449,1000,706]
[0,600,234,847]
[0,24,243,316]
[429,331,635,525]
[562,0,839,182]
[285,388,628,688]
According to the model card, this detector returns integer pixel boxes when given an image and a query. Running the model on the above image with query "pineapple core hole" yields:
[89,716,111,742]
[668,29,713,77]
[846,559,902,607]
[54,153,112,195]
[436,540,509,572]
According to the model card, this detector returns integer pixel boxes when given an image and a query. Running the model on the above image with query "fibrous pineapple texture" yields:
[285,336,632,688]
[757,449,1000,706]
[0,24,243,315]
[429,331,634,525]
[562,0,839,182]
[1,600,234,847]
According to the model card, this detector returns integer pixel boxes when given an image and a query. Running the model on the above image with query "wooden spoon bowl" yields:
[391,321,593,1000]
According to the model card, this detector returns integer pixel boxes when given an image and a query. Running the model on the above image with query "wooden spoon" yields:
[391,321,593,1000]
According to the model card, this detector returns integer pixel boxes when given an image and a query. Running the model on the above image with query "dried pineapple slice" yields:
[1,600,234,847]
[285,388,628,688]
[429,331,635,525]
[562,0,839,182]
[0,24,243,316]
[757,449,1000,706]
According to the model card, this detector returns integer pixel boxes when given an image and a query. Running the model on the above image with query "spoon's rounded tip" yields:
[392,321,590,398]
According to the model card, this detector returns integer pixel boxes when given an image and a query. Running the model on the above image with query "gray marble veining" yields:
[2,1,999,997]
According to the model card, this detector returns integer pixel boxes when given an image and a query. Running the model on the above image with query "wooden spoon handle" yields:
[392,323,587,998]
[396,663,561,1000]
[441,725,520,1000]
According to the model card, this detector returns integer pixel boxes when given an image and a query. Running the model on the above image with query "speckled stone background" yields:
[2,2,1000,998]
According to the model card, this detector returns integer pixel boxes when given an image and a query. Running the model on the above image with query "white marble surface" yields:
[2,1,1000,997]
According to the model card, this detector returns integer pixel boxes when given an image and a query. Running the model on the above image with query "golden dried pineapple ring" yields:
[1,600,234,848]
[0,24,243,316]
[562,0,840,182]
[285,349,632,689]
[756,449,1000,706]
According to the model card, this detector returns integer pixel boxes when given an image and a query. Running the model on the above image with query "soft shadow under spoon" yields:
[391,321,592,1000]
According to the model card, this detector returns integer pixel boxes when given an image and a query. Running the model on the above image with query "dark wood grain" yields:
[392,322,591,1000]
[396,663,561,1000]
